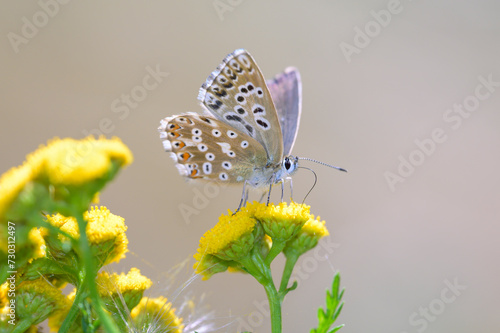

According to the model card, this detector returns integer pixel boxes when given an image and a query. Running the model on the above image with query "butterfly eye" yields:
[284,158,292,170]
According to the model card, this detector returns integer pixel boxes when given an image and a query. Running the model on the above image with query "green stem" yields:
[250,248,282,333]
[11,319,32,333]
[279,252,299,298]
[264,240,286,266]
[74,213,120,333]
[263,278,282,333]
[58,282,87,333]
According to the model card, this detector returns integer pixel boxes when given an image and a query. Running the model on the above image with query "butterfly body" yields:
[159,49,302,193]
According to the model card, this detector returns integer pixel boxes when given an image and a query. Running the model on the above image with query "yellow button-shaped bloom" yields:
[253,202,310,242]
[195,209,262,261]
[45,206,128,265]
[27,136,133,186]
[131,296,184,333]
[284,215,330,257]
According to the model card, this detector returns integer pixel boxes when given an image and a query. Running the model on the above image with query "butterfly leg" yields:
[288,177,294,202]
[280,179,285,203]
[234,180,249,214]
[266,182,273,206]
[258,190,267,203]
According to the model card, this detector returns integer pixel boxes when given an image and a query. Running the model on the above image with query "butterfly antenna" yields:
[297,157,348,172]
[298,166,317,204]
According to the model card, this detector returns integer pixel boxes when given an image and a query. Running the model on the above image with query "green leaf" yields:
[310,272,345,333]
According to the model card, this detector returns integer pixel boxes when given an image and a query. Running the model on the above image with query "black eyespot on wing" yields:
[253,106,264,114]
[213,88,227,98]
[208,99,223,110]
[256,119,269,128]
[236,107,245,115]
[226,115,243,122]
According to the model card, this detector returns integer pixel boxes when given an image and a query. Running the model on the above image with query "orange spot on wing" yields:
[168,123,181,130]
[190,169,201,178]
[179,152,191,162]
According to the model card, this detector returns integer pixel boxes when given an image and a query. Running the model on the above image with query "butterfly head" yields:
[281,155,299,178]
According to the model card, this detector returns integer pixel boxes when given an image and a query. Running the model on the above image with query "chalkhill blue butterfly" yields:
[158,49,345,208]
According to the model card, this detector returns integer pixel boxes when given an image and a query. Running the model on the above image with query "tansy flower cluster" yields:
[0,137,185,333]
[194,201,329,280]
[193,201,333,332]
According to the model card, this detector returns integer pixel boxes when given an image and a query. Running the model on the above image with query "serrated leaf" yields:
[309,272,345,333]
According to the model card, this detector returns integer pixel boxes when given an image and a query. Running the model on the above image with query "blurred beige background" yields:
[1,1,500,332]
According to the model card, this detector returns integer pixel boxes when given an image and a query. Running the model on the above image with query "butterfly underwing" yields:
[158,49,301,189]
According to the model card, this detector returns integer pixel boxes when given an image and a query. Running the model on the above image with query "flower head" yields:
[284,214,330,257]
[253,201,310,242]
[44,206,128,267]
[0,164,33,221]
[0,136,133,223]
[26,136,133,186]
[97,268,152,311]
[195,209,263,262]
[131,296,184,333]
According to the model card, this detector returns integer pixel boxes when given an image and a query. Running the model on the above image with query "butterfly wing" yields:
[266,67,302,156]
[159,113,269,184]
[197,49,284,165]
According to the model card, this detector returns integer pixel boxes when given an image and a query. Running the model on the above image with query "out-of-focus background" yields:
[2,1,499,332]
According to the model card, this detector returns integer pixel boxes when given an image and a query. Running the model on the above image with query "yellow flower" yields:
[26,136,133,186]
[284,215,330,257]
[0,136,133,223]
[45,206,128,265]
[97,268,152,312]
[131,296,184,333]
[16,278,71,326]
[194,209,263,262]
[193,252,235,280]
[253,201,310,241]
[28,227,46,260]
[0,283,8,308]
[0,163,34,221]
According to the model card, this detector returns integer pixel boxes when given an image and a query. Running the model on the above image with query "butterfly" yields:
[158,49,343,207]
